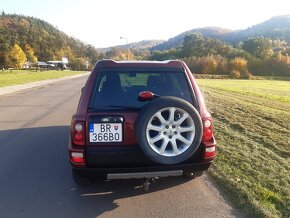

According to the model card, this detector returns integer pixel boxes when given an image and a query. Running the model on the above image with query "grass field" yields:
[0,70,86,87]
[197,79,290,217]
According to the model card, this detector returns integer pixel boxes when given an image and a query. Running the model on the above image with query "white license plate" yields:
[89,123,122,142]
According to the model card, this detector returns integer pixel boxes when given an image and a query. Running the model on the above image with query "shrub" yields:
[230,57,248,73]
[240,71,253,79]
[230,70,241,79]
[183,55,229,74]
[230,57,253,79]
[202,57,218,74]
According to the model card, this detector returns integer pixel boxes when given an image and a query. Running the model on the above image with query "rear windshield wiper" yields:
[106,105,141,110]
[88,105,140,111]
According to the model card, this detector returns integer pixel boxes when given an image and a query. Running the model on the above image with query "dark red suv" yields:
[69,60,216,186]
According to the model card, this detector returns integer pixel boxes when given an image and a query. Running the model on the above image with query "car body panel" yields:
[69,60,216,177]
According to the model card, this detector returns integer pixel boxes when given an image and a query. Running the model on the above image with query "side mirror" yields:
[138,91,157,101]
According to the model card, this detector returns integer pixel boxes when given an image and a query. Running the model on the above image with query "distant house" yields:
[47,61,67,70]
[36,61,49,69]
[35,61,67,70]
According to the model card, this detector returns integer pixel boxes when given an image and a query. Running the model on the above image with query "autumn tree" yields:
[202,56,218,74]
[0,41,11,68]
[9,44,27,68]
[24,44,37,63]
[242,37,273,59]
[0,14,102,69]
[69,57,87,71]
[230,57,252,79]
[105,47,135,60]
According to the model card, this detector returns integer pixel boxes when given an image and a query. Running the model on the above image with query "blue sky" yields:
[1,0,290,47]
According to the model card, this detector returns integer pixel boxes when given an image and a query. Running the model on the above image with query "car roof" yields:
[95,59,184,71]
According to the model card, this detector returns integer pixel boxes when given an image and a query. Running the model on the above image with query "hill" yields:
[153,15,290,50]
[225,15,290,43]
[114,39,164,49]
[0,13,99,69]
[153,27,231,50]
[98,40,164,53]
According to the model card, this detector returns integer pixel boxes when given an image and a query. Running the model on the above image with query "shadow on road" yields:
[74,176,190,216]
[0,126,190,217]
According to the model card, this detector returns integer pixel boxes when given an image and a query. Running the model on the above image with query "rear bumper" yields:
[70,143,214,178]
[107,170,183,179]
[72,161,212,178]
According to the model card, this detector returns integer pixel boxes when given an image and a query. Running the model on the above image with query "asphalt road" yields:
[0,76,243,218]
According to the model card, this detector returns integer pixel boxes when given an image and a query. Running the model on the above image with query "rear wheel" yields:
[135,96,203,165]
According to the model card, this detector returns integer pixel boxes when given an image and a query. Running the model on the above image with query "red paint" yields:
[69,60,217,169]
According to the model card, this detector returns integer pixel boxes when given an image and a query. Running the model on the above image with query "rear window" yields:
[89,71,194,110]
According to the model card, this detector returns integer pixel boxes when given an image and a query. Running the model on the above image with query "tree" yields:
[9,44,27,68]
[242,37,273,59]
[182,33,206,57]
[151,49,179,60]
[24,44,37,63]
[181,33,232,58]
[85,45,99,64]
[202,56,218,74]
[230,57,252,79]
[0,37,11,68]
[105,47,135,60]
[0,49,11,68]
[69,57,87,71]
[272,39,289,54]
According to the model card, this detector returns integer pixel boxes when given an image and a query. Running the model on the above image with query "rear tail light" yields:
[202,118,213,141]
[205,146,216,158]
[71,152,85,163]
[71,121,85,146]
[202,118,216,160]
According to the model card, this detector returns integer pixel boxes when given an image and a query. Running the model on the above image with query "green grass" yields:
[0,70,86,87]
[197,79,290,217]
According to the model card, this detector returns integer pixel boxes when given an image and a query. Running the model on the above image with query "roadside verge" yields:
[0,72,90,96]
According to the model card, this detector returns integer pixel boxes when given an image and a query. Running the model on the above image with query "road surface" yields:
[0,76,243,218]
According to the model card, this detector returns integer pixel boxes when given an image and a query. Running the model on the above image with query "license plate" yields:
[89,123,122,142]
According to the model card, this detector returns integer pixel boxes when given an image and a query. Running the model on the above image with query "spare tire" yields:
[135,96,203,165]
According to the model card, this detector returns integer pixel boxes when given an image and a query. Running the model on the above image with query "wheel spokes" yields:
[155,111,166,124]
[175,113,189,125]
[168,107,176,122]
[146,107,196,157]
[149,134,163,144]
[159,139,169,154]
[177,135,192,146]
[179,126,195,132]
[147,124,163,131]
[171,140,179,155]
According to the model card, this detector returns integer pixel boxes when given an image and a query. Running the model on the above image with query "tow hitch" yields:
[143,177,157,191]
[107,170,183,191]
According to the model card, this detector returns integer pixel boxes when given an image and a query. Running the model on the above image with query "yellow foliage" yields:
[230,57,248,73]
[24,44,37,63]
[203,58,218,74]
[9,44,27,68]
[230,57,252,79]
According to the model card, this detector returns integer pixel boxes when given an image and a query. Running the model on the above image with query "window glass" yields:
[90,71,193,109]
